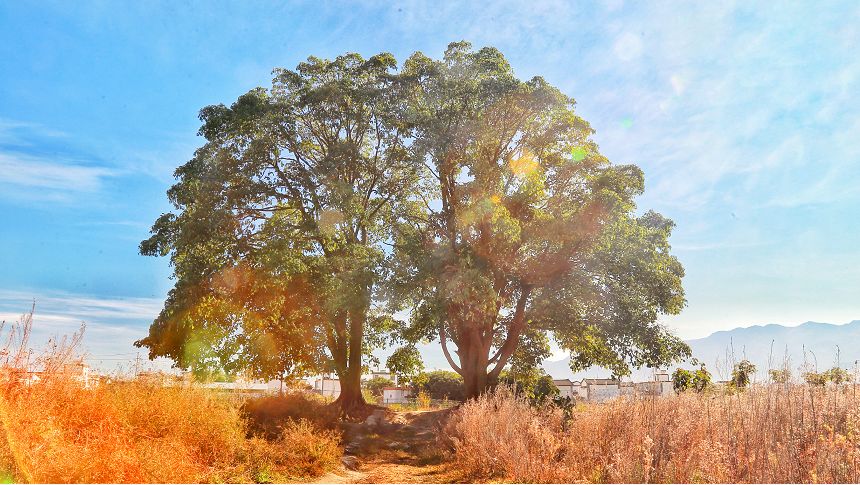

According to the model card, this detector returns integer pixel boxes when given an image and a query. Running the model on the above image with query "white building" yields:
[367,370,395,382]
[552,370,675,402]
[634,370,674,397]
[382,386,411,404]
[313,376,341,398]
[583,378,622,402]
[553,379,576,399]
[310,369,398,399]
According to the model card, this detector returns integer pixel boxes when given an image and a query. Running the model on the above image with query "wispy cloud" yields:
[0,152,117,196]
[0,118,67,145]
[0,288,167,371]
[0,289,162,324]
[0,118,120,202]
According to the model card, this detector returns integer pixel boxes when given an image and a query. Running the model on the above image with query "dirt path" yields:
[313,409,458,484]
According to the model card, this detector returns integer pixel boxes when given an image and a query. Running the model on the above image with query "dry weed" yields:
[0,309,342,483]
[446,385,860,483]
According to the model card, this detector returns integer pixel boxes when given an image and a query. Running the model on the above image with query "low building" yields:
[634,370,674,397]
[313,376,341,398]
[572,380,588,399]
[550,368,677,403]
[382,386,411,404]
[584,378,622,402]
[365,370,395,382]
[552,379,579,399]
[1,363,92,389]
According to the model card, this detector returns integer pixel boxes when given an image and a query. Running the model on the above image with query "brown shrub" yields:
[242,392,337,438]
[242,420,342,482]
[443,387,573,482]
[445,385,860,483]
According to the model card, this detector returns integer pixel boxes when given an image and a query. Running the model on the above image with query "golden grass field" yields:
[0,313,340,484]
[446,385,860,483]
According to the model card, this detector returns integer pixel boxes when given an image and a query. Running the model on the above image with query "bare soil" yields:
[312,408,461,484]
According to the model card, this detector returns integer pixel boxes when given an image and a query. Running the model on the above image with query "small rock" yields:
[387,441,409,451]
[363,409,386,427]
[341,455,360,470]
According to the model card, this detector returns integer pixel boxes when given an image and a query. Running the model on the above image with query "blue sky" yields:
[1,1,859,370]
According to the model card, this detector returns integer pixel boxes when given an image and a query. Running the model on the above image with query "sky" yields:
[1,0,859,371]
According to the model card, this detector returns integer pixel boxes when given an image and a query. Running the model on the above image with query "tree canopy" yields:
[388,42,689,398]
[138,41,689,406]
[137,51,414,413]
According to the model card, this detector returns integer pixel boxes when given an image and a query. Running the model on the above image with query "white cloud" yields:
[0,153,116,195]
[0,118,67,145]
[613,32,642,62]
[0,289,167,372]
[0,289,163,323]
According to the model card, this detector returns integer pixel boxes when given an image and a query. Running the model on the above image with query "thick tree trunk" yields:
[461,362,489,400]
[446,287,533,400]
[331,310,368,417]
[332,370,366,415]
[456,329,491,400]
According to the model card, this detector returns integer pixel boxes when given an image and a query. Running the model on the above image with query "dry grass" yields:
[0,310,341,483]
[445,385,860,483]
[242,392,338,438]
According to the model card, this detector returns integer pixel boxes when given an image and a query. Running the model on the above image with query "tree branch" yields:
[488,285,532,378]
[439,323,462,374]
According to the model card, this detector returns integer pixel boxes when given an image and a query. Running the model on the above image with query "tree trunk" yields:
[457,330,491,400]
[447,287,532,400]
[331,310,368,417]
[332,370,366,416]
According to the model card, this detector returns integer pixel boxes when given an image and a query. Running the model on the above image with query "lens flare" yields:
[510,150,538,177]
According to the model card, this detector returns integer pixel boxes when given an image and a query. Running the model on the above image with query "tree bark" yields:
[456,328,491,400]
[448,286,532,400]
[331,310,368,417]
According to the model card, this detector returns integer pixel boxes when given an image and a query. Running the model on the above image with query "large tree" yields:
[137,52,414,414]
[389,42,689,399]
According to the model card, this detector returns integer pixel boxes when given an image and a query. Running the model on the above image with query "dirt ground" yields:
[311,408,462,484]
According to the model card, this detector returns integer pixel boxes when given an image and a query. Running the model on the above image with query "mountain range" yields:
[542,320,860,381]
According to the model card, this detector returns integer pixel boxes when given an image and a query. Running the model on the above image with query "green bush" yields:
[412,370,465,401]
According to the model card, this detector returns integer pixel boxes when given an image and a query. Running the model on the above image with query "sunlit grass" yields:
[445,385,860,483]
[0,309,342,484]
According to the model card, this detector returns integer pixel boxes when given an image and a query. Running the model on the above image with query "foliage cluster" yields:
[498,368,560,403]
[672,360,712,393]
[729,359,757,390]
[803,366,853,386]
[411,370,465,401]
[363,376,395,398]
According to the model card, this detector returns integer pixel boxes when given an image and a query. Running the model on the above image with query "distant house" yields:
[570,380,588,399]
[137,371,172,386]
[382,386,411,404]
[553,379,577,399]
[551,370,675,402]
[583,378,622,402]
[634,370,674,397]
[313,376,341,398]
[0,363,92,389]
[62,363,91,388]
[310,369,398,399]
[365,370,395,382]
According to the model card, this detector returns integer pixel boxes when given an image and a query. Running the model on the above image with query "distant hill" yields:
[542,320,860,381]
